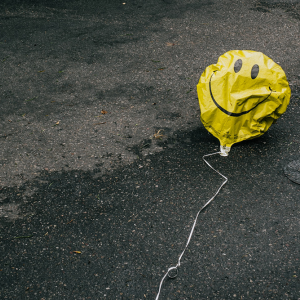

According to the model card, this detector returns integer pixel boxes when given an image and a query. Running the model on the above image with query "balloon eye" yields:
[251,64,259,79]
[234,59,242,73]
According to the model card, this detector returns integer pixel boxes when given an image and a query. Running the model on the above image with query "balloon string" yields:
[155,152,228,300]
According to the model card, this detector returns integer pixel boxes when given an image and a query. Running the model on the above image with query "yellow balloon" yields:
[197,50,291,155]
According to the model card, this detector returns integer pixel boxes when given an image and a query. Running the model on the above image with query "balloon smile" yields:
[209,72,273,117]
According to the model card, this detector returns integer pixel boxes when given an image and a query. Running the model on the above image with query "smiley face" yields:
[197,50,290,148]
[209,57,273,117]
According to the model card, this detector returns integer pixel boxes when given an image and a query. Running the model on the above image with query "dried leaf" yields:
[153,129,164,139]
[73,251,81,254]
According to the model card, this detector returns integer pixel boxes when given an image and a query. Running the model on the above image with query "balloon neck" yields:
[220,145,231,156]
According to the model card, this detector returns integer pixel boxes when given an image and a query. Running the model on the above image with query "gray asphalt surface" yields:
[1,0,300,299]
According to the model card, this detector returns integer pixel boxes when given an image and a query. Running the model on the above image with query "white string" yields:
[155,151,228,300]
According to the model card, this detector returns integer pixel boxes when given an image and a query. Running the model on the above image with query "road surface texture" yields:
[1,0,300,299]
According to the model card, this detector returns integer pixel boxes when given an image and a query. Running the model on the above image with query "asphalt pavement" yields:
[1,0,300,299]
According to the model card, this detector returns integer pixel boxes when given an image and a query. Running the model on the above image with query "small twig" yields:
[14,235,33,239]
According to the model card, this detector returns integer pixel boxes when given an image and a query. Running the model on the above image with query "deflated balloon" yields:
[197,50,290,155]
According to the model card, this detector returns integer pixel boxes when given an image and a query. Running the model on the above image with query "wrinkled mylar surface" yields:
[197,50,290,154]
